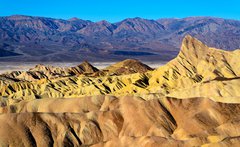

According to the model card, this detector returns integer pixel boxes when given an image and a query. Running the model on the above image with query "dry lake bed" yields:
[0,61,166,74]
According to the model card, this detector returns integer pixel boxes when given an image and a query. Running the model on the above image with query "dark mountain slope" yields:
[0,15,240,61]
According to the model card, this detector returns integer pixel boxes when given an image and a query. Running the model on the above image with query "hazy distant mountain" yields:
[114,17,165,36]
[0,15,240,62]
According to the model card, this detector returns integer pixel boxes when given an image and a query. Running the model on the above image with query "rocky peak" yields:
[179,35,209,62]
[105,59,153,75]
[96,20,111,26]
[77,20,115,36]
[124,17,145,22]
[31,64,48,71]
[119,59,143,66]
[6,15,33,20]
[120,59,153,71]
[114,17,165,35]
[68,17,80,21]
[75,61,99,73]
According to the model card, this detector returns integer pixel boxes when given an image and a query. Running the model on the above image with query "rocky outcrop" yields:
[104,59,153,75]
[149,35,240,101]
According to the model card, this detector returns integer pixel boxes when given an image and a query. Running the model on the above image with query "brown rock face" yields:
[0,96,240,146]
[104,59,153,75]
[68,61,99,75]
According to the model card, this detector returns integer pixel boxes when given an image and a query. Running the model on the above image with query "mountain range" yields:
[0,15,240,61]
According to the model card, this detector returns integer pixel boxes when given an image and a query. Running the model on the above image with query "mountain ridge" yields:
[1,15,240,62]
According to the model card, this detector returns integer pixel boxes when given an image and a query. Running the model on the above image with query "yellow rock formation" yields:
[0,35,240,146]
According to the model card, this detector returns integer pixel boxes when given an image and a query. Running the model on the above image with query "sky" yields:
[0,0,239,22]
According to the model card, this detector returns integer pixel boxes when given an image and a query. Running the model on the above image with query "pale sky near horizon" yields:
[0,0,239,22]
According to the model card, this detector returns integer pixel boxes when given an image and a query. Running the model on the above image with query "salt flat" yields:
[0,61,166,74]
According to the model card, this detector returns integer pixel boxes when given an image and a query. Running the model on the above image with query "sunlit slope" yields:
[0,96,240,146]
[104,59,153,75]
[0,35,240,103]
[149,35,240,101]
[0,61,153,102]
[1,35,240,146]
[1,61,100,82]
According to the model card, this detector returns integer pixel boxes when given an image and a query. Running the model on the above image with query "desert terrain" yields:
[0,35,240,146]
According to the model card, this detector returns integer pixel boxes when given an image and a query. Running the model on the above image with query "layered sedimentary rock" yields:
[0,35,240,146]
